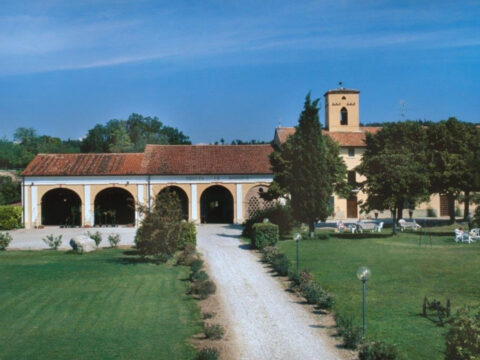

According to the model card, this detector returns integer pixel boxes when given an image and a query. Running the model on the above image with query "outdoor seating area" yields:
[454,228,480,244]
[336,220,384,233]
[398,218,421,231]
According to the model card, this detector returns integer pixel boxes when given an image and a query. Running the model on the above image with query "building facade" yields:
[21,86,468,229]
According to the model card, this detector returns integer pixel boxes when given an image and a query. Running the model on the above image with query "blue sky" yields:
[0,0,479,143]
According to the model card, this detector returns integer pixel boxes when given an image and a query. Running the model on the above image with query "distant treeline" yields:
[0,113,191,169]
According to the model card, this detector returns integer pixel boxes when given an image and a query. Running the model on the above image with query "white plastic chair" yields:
[455,229,473,243]
[398,219,421,231]
[375,222,384,232]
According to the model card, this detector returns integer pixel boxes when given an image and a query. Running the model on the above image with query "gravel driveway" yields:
[197,224,344,360]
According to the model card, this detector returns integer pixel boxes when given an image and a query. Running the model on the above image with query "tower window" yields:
[348,171,356,185]
[340,107,348,125]
[348,148,355,157]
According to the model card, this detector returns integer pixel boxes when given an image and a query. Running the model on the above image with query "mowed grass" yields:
[0,249,201,360]
[278,229,480,360]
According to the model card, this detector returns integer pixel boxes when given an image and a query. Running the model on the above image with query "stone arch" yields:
[245,185,273,218]
[200,185,234,223]
[41,188,82,226]
[94,187,135,226]
[157,186,189,220]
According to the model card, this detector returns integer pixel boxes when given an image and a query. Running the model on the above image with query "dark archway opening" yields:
[94,188,135,226]
[158,186,189,220]
[200,186,233,223]
[41,188,81,227]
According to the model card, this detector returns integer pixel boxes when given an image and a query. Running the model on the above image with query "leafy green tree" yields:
[0,177,21,205]
[81,113,191,153]
[356,122,430,234]
[265,93,347,237]
[426,118,480,223]
[135,189,184,258]
[108,125,133,153]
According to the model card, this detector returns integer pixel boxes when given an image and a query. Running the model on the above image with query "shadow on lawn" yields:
[331,233,392,239]
[109,249,167,265]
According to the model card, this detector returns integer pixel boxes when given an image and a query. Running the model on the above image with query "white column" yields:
[24,185,29,226]
[149,184,153,208]
[31,186,38,225]
[136,184,144,226]
[138,184,144,204]
[84,185,91,225]
[236,183,243,223]
[191,184,198,221]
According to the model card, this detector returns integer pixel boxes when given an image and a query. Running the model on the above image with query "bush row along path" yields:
[197,224,343,360]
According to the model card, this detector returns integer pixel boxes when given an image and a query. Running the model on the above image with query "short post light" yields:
[356,266,371,335]
[293,232,302,271]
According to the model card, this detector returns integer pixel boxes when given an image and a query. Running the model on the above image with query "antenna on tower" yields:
[399,100,407,120]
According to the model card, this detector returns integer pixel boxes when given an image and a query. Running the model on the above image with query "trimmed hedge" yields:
[243,204,297,238]
[0,205,21,230]
[252,223,279,249]
[178,221,197,250]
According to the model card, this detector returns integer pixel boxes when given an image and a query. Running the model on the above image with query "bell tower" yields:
[324,84,360,132]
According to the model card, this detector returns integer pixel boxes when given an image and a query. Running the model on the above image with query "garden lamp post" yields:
[294,232,301,271]
[356,266,371,335]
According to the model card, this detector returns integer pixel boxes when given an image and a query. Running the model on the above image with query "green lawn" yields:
[279,229,480,360]
[0,249,201,360]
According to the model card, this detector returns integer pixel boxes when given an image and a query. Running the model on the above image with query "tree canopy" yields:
[426,117,480,222]
[0,114,190,169]
[81,113,191,153]
[356,121,430,233]
[265,93,347,236]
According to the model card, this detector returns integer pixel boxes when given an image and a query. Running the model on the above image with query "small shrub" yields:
[316,290,335,310]
[195,347,219,360]
[359,341,402,360]
[204,324,225,340]
[252,222,279,249]
[271,253,290,276]
[242,204,297,238]
[261,245,278,263]
[427,208,437,217]
[178,221,197,250]
[0,205,22,230]
[43,234,62,250]
[445,306,480,360]
[177,252,198,266]
[191,270,209,282]
[289,269,314,292]
[335,315,363,349]
[0,232,12,250]
[190,259,204,273]
[190,280,216,299]
[87,231,102,246]
[203,312,216,319]
[303,282,323,304]
[108,233,120,248]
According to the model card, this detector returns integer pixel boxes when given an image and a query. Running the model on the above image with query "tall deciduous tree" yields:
[266,93,347,237]
[426,118,480,223]
[356,122,430,234]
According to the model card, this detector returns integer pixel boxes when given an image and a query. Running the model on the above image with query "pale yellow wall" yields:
[325,92,360,132]
[242,183,271,220]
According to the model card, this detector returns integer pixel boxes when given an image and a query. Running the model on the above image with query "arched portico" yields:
[41,188,82,226]
[200,185,234,223]
[94,187,135,226]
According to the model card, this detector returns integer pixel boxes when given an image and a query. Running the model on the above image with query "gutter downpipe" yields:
[147,175,151,210]
[21,176,25,227]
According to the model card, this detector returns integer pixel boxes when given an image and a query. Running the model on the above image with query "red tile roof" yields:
[22,153,145,176]
[275,126,381,147]
[22,145,274,176]
[142,145,273,175]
